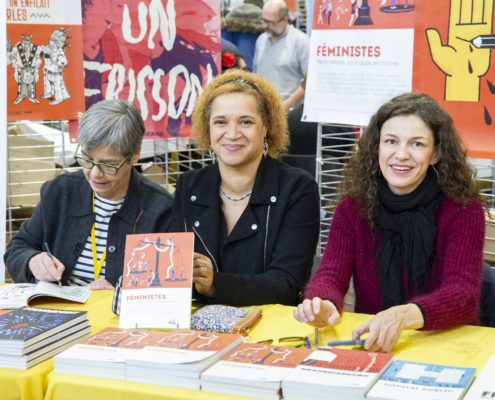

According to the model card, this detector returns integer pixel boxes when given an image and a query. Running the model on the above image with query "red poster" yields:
[413,0,495,158]
[82,0,221,139]
[6,0,86,121]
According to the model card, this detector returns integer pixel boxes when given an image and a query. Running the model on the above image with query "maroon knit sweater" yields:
[305,196,485,331]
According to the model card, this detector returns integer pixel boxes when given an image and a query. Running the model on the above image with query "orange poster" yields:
[6,0,85,121]
[413,0,495,158]
[119,232,194,330]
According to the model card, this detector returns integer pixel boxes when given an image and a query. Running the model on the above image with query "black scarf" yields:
[372,167,443,309]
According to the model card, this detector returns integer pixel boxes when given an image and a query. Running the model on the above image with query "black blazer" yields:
[5,169,174,286]
[171,156,320,306]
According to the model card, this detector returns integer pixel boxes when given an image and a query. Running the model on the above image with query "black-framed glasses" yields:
[257,336,311,349]
[73,144,131,175]
[262,16,285,27]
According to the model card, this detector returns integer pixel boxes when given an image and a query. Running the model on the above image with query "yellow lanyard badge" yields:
[92,192,107,280]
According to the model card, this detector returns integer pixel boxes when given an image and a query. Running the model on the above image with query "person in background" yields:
[171,69,320,306]
[221,50,248,73]
[221,2,264,72]
[294,93,488,352]
[4,100,173,290]
[253,0,310,110]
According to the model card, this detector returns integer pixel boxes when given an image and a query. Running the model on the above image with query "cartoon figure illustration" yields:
[147,274,152,287]
[144,262,148,272]
[132,263,136,273]
[350,0,359,25]
[326,0,333,25]
[426,0,493,102]
[39,28,71,105]
[317,4,324,26]
[336,0,347,20]
[7,34,42,104]
[127,275,133,288]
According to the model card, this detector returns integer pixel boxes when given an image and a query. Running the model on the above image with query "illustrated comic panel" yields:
[312,0,415,31]
[82,0,221,139]
[122,232,194,290]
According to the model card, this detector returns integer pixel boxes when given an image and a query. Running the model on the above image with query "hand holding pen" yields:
[28,244,65,285]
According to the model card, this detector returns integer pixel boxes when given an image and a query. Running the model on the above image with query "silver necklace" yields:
[220,185,252,202]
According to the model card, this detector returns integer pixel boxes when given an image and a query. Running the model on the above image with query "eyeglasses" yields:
[73,144,131,175]
[262,16,285,27]
[257,336,311,349]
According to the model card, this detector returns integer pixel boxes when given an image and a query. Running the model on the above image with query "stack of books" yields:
[201,343,314,400]
[367,360,476,400]
[0,306,90,369]
[126,329,244,390]
[282,347,395,400]
[54,327,162,380]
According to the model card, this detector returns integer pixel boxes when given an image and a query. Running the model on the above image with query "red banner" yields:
[82,0,221,139]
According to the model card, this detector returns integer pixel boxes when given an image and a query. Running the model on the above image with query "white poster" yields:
[1,7,6,283]
[303,0,416,126]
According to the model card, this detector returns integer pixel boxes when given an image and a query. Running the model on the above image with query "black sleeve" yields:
[212,178,320,306]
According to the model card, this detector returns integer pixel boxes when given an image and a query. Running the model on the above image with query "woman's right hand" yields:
[29,252,65,283]
[293,297,341,328]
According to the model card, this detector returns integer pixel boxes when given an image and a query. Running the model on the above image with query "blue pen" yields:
[327,339,366,346]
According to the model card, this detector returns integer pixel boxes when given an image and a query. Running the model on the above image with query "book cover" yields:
[0,306,87,345]
[367,360,476,400]
[464,355,495,400]
[283,348,395,391]
[202,343,314,386]
[119,233,194,329]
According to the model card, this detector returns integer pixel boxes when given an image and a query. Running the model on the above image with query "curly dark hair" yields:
[336,92,491,219]
[192,69,289,155]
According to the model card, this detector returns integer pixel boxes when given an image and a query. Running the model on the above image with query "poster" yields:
[1,3,6,282]
[303,0,415,126]
[119,232,194,329]
[6,0,86,121]
[82,0,221,139]
[413,0,495,159]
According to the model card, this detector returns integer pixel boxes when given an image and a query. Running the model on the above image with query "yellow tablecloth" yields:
[1,290,495,400]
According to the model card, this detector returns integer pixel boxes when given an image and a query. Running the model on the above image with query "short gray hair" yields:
[77,100,145,158]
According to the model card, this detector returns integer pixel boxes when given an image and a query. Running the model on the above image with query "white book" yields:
[127,374,200,390]
[201,381,281,400]
[0,282,91,309]
[201,343,313,400]
[458,355,495,400]
[282,348,395,400]
[367,360,476,400]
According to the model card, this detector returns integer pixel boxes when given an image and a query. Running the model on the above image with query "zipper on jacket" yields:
[192,226,219,273]
[263,206,270,272]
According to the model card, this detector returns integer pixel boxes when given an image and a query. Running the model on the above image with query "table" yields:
[2,291,495,400]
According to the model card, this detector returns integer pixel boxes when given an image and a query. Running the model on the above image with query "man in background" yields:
[253,0,310,110]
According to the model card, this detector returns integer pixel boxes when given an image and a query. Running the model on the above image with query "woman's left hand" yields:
[87,277,115,291]
[351,304,424,353]
[193,252,215,298]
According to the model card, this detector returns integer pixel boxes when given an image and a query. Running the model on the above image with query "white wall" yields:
[1,9,6,283]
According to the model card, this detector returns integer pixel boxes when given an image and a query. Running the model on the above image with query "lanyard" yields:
[92,192,107,280]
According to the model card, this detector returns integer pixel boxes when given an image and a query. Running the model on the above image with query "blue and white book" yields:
[367,360,476,400]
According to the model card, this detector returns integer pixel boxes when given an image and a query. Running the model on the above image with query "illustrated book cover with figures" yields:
[303,0,416,126]
[0,306,88,350]
[6,0,85,121]
[125,329,244,390]
[0,282,91,309]
[119,232,194,329]
[201,343,314,400]
[54,327,167,380]
[413,0,495,158]
[367,360,476,400]
[282,347,395,400]
[81,0,221,139]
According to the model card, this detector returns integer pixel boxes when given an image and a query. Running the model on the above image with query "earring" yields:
[431,163,439,178]
[263,138,269,157]
[208,145,215,158]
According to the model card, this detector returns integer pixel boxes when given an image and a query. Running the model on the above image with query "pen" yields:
[304,336,311,349]
[315,328,319,349]
[44,243,62,287]
[471,35,495,49]
[327,339,366,346]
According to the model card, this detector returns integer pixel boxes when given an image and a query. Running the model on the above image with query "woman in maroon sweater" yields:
[294,93,489,352]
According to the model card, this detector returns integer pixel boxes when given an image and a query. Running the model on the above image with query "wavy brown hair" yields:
[192,69,289,155]
[336,92,491,219]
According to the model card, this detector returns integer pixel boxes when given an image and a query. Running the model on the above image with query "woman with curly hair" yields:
[294,93,489,352]
[170,69,320,306]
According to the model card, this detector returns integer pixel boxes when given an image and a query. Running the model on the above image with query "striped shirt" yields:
[68,194,125,286]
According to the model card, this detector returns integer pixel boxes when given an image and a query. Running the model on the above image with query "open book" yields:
[0,282,91,309]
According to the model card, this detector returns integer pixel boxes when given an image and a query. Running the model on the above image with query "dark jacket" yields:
[5,169,173,286]
[171,156,320,306]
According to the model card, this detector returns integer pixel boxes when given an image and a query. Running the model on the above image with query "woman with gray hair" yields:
[5,100,173,290]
